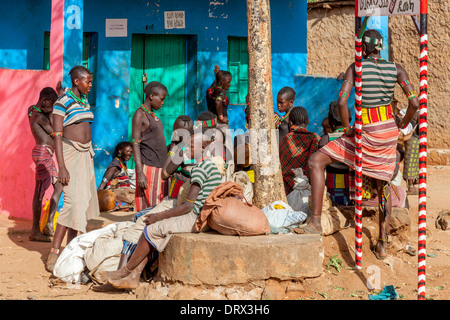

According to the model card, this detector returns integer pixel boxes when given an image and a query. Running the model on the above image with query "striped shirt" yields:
[52,92,94,127]
[190,159,222,215]
[361,58,397,108]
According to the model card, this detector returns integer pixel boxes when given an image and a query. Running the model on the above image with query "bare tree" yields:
[246,0,287,208]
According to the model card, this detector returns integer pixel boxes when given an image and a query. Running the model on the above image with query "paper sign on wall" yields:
[106,19,127,37]
[357,0,420,17]
[164,11,185,29]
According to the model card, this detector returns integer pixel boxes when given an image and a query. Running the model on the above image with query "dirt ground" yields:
[0,166,449,301]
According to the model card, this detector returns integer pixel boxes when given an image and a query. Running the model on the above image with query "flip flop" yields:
[42,226,54,237]
[293,225,322,235]
[372,249,388,260]
[29,234,52,242]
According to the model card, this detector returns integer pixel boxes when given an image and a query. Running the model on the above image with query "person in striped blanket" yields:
[305,29,419,261]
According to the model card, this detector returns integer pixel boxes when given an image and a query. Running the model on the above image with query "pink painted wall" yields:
[0,0,64,220]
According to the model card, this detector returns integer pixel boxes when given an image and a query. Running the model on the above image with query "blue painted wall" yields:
[0,0,51,70]
[76,0,307,185]
[294,75,355,137]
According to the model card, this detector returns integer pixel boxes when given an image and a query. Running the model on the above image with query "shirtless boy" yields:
[28,87,63,242]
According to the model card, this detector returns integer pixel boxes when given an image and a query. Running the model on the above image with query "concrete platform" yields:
[1,210,325,286]
[159,231,324,286]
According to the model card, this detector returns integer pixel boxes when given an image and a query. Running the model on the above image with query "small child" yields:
[206,65,232,130]
[279,106,320,195]
[276,86,296,145]
[28,87,63,242]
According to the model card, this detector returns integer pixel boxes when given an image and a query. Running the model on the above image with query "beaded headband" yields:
[198,117,217,128]
[363,36,385,50]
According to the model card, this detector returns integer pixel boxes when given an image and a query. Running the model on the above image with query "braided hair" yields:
[289,106,309,128]
[328,100,352,129]
[175,115,193,127]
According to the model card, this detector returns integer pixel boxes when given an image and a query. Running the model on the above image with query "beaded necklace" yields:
[140,104,160,121]
[368,56,384,63]
[280,110,291,123]
[67,89,88,107]
[28,105,42,117]
[116,157,129,177]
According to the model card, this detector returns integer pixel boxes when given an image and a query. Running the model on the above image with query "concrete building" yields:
[0,0,308,220]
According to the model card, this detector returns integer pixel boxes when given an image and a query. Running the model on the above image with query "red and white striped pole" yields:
[418,0,428,301]
[353,9,367,269]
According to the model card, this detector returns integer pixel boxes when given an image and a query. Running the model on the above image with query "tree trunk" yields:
[246,0,287,208]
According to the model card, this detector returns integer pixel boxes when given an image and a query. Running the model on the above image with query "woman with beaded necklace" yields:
[131,81,169,212]
[98,141,135,206]
[45,65,100,272]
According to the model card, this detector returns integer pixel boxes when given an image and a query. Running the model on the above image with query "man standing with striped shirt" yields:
[304,30,419,261]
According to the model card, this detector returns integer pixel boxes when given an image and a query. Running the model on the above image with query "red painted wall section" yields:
[0,0,65,220]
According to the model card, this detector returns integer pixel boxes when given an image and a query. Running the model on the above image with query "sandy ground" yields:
[0,166,449,301]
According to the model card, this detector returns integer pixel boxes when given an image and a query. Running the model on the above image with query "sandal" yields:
[42,225,54,237]
[372,239,388,260]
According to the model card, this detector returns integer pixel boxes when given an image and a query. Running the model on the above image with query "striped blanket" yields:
[32,144,58,199]
[280,125,320,194]
[135,165,169,211]
[320,117,398,182]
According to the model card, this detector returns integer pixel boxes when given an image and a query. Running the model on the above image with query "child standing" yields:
[132,81,169,211]
[28,87,62,242]
[276,87,296,145]
[206,65,232,132]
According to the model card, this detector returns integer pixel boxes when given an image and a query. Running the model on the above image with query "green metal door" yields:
[129,34,187,145]
[227,36,249,104]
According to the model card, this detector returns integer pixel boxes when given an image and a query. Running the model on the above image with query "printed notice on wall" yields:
[164,11,185,29]
[106,19,127,37]
[357,0,420,17]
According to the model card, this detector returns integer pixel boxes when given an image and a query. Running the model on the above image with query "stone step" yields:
[159,231,324,286]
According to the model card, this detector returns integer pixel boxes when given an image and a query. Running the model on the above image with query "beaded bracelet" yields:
[132,139,141,144]
[339,91,350,99]
[343,79,354,86]
[343,126,353,136]
[400,80,411,88]
[162,169,171,179]
[406,90,417,100]
[50,132,63,137]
